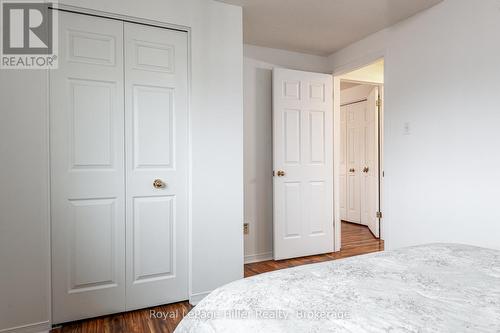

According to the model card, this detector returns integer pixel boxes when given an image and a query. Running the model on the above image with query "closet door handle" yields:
[349,168,355,173]
[153,179,167,189]
[363,167,369,173]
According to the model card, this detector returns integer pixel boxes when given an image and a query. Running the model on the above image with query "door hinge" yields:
[376,98,382,108]
[376,211,383,219]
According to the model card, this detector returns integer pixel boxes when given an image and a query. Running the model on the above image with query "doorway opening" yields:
[269,60,385,262]
[334,59,384,251]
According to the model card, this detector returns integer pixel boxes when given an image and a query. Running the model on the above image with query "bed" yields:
[175,244,500,333]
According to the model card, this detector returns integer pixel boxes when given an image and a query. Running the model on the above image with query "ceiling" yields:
[216,0,443,56]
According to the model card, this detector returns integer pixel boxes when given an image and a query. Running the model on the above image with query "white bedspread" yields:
[175,244,500,333]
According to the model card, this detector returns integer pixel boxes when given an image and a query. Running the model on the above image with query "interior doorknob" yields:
[276,170,286,177]
[153,179,166,189]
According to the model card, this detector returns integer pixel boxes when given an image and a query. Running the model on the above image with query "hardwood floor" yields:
[245,221,383,277]
[52,302,193,333]
[52,222,383,333]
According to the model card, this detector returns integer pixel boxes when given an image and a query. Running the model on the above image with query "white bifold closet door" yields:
[50,12,188,324]
[50,12,126,323]
[124,22,188,311]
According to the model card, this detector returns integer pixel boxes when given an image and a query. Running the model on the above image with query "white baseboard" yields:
[189,291,212,306]
[244,252,273,264]
[0,321,50,333]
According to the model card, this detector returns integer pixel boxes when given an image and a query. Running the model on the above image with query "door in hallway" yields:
[361,87,380,237]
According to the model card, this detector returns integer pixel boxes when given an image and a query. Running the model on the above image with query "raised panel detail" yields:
[340,131,346,165]
[70,79,114,169]
[309,111,325,164]
[133,85,174,169]
[284,109,301,164]
[309,182,326,235]
[68,30,116,66]
[134,40,175,73]
[283,81,300,100]
[363,126,369,162]
[347,127,357,165]
[309,83,325,102]
[133,196,175,283]
[348,175,356,210]
[284,182,301,238]
[68,198,116,293]
[365,123,375,163]
[362,177,369,214]
[348,110,355,121]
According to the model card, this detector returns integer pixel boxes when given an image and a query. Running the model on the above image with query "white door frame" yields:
[332,56,385,251]
[48,4,193,323]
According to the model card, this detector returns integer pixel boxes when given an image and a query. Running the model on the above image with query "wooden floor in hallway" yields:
[52,221,383,333]
[245,221,383,277]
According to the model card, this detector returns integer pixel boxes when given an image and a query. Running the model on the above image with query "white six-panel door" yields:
[50,12,188,323]
[124,22,188,310]
[273,68,334,260]
[361,87,380,237]
[50,12,126,323]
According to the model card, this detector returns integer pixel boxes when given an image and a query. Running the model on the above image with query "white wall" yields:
[330,0,500,250]
[0,1,243,331]
[244,44,330,74]
[0,72,51,333]
[243,45,329,262]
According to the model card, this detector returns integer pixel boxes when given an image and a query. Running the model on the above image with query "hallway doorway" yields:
[334,58,384,250]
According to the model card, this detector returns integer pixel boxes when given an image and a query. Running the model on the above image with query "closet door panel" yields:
[346,103,362,223]
[339,106,347,220]
[124,23,189,310]
[50,12,125,324]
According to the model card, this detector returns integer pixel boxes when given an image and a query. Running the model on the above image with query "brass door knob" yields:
[349,168,355,173]
[276,170,286,177]
[153,179,166,189]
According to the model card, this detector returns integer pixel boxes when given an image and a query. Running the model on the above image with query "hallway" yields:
[244,221,383,277]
